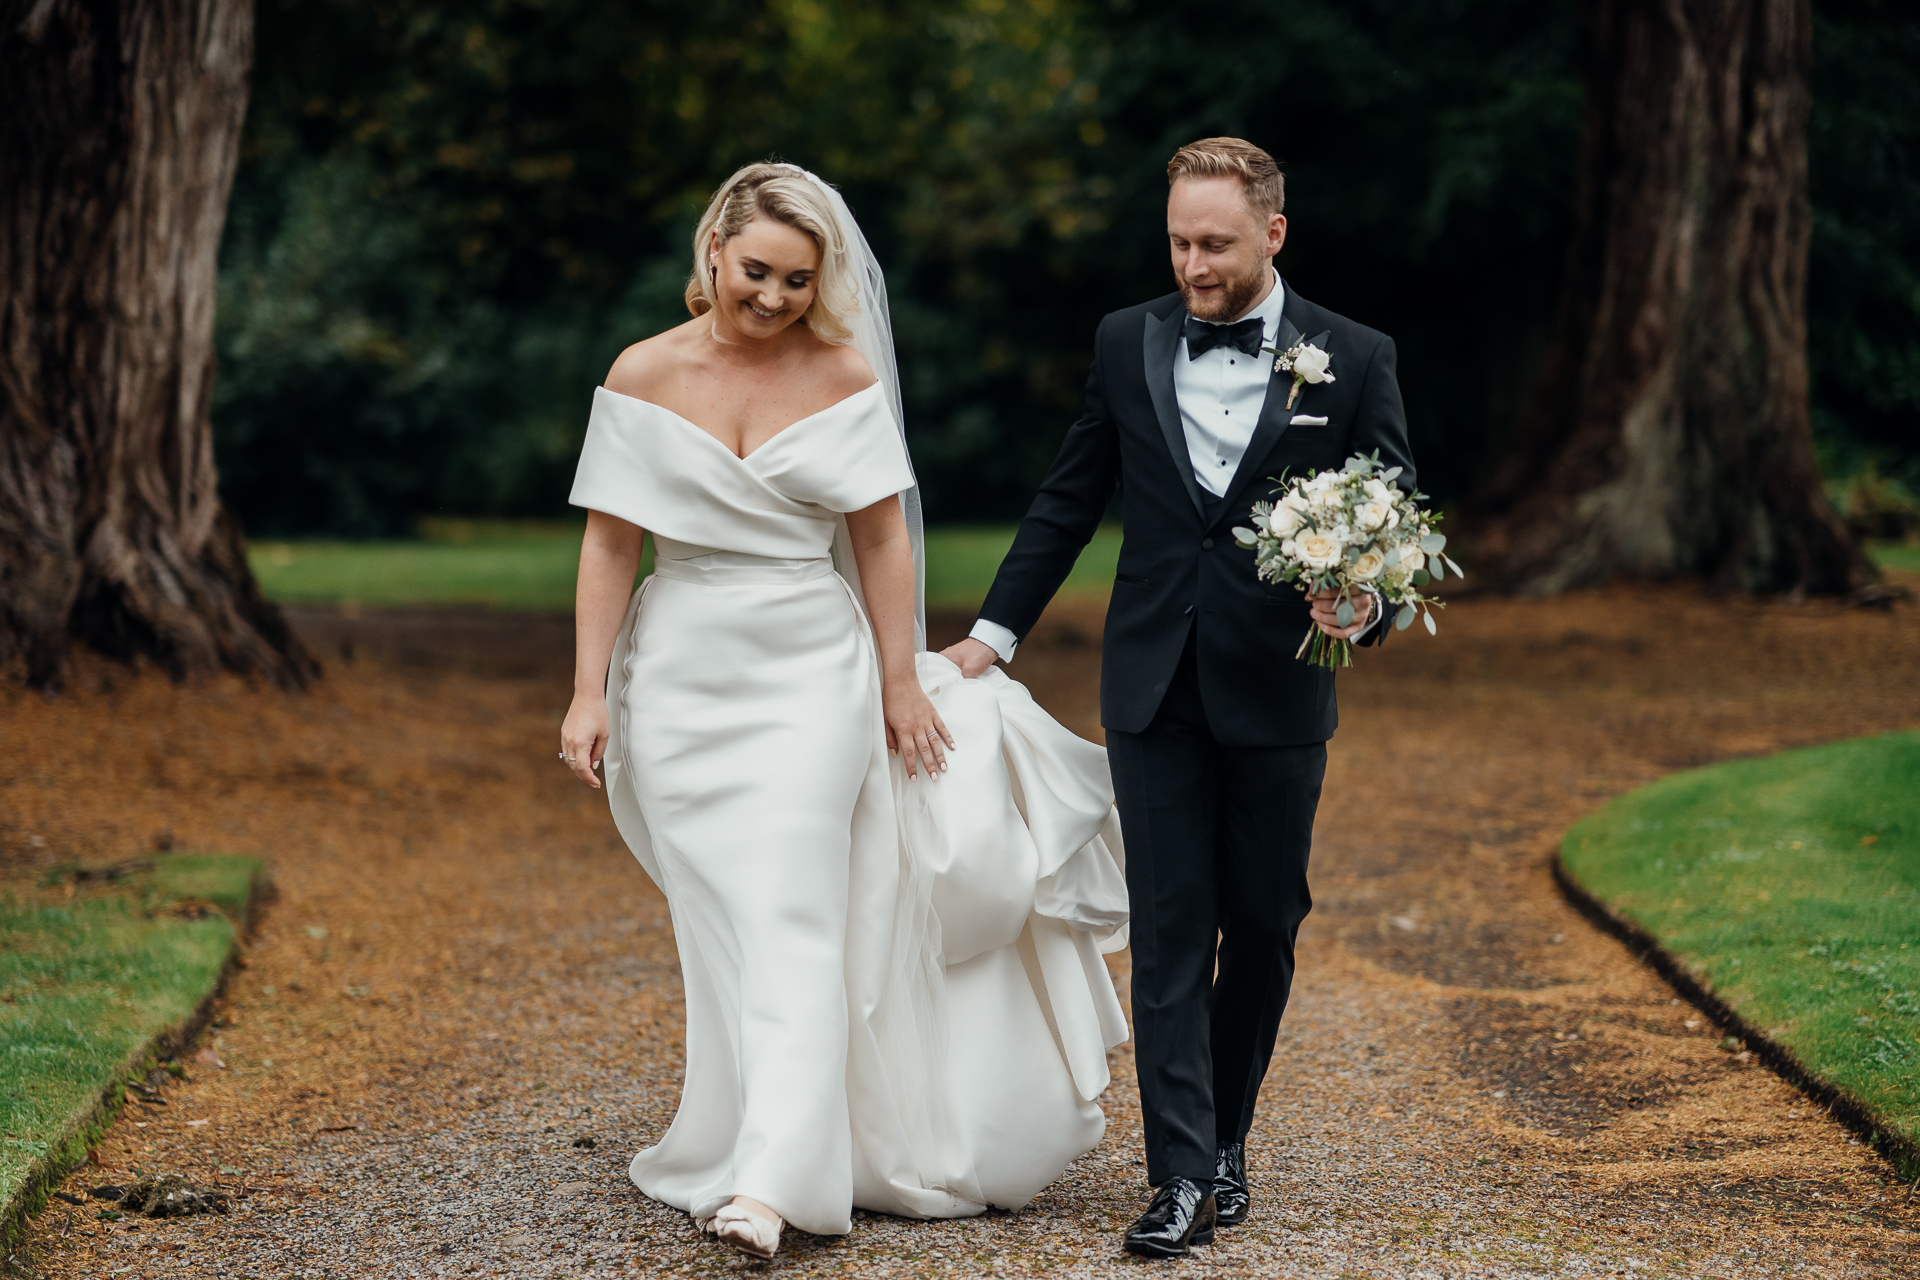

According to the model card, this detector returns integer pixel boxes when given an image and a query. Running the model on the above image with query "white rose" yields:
[1293,531,1342,570]
[1268,504,1305,537]
[1363,477,1393,504]
[1353,499,1390,533]
[1350,548,1387,581]
[1395,543,1426,574]
[1291,343,1335,384]
[1309,483,1343,511]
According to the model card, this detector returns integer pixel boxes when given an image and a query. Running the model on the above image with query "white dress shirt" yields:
[1175,270,1286,497]
[970,271,1368,662]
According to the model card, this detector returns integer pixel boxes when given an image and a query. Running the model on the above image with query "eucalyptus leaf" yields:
[1420,533,1447,553]
[1422,609,1437,635]
[1444,555,1465,578]
[1336,600,1354,626]
[1233,526,1258,546]
[1383,547,1401,568]
[1381,466,1402,483]
[1412,569,1430,587]
[1429,557,1445,580]
[1396,603,1416,631]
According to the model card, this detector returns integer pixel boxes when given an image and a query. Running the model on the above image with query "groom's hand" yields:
[941,637,1000,679]
[1309,588,1373,640]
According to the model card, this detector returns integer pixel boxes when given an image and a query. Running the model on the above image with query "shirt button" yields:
[1201,538,1215,551]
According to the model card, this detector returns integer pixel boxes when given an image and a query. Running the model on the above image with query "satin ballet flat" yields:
[712,1203,782,1260]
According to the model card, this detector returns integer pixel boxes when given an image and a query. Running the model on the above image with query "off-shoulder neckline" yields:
[598,380,883,462]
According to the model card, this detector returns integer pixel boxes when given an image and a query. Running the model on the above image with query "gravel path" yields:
[8,583,1919,1277]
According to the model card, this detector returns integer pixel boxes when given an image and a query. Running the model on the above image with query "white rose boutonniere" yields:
[1265,338,1337,411]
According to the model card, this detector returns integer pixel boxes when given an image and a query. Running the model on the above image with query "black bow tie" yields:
[1184,314,1265,360]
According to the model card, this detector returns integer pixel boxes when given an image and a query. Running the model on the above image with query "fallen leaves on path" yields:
[3,584,1917,1277]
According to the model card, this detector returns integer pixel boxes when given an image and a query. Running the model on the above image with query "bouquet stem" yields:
[1295,627,1353,669]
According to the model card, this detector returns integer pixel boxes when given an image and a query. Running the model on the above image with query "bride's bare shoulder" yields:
[603,320,705,401]
[807,337,879,401]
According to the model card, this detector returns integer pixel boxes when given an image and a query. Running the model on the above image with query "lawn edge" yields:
[1551,851,1919,1182]
[0,860,271,1254]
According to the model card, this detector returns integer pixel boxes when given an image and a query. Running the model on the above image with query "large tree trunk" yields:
[0,0,315,688]
[1471,0,1875,596]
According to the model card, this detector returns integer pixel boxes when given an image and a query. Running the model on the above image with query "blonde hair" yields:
[685,163,858,344]
[1166,137,1285,219]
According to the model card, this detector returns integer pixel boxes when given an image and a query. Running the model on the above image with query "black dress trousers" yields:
[1105,622,1326,1187]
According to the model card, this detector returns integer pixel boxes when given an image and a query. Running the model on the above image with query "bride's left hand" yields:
[883,679,955,780]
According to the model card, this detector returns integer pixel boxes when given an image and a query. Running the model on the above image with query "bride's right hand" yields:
[884,678,955,781]
[560,695,610,789]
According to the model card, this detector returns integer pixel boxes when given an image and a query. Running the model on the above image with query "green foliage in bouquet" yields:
[1233,452,1460,668]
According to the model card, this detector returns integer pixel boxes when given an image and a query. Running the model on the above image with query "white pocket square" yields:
[1289,414,1329,426]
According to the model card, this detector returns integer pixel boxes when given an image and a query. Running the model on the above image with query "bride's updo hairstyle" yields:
[685,162,859,345]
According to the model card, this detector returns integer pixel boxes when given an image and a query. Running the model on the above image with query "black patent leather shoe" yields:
[1213,1142,1249,1226]
[1123,1176,1217,1258]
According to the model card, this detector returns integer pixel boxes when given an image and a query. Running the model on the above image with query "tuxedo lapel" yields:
[1213,291,1325,524]
[1142,306,1207,518]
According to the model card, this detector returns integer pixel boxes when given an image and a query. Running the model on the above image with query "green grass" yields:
[250,518,597,612]
[1561,733,1920,1157]
[0,856,259,1239]
[1872,541,1920,573]
[250,519,1122,612]
[922,524,1120,609]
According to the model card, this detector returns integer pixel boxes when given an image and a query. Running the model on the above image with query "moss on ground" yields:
[1561,732,1920,1163]
[0,855,260,1247]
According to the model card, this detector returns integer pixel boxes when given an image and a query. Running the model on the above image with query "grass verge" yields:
[0,855,264,1249]
[250,519,1122,613]
[1870,541,1920,574]
[1558,732,1920,1176]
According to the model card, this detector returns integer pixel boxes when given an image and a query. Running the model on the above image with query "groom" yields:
[942,138,1416,1257]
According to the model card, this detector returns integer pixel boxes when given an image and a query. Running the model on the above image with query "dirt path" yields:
[7,582,1919,1277]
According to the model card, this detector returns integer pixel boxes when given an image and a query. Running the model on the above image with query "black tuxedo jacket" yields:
[977,283,1418,747]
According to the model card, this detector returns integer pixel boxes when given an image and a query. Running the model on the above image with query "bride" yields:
[558,162,1130,1259]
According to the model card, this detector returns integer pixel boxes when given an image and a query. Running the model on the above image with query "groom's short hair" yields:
[1167,138,1285,218]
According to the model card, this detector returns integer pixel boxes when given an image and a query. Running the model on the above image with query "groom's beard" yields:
[1179,260,1271,322]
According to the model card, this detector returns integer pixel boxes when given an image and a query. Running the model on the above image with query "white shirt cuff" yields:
[969,618,1019,664]
[1353,586,1384,639]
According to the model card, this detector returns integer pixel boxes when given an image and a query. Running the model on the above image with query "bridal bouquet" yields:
[1232,452,1461,669]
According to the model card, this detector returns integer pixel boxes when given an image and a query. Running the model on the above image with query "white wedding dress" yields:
[569,379,1130,1237]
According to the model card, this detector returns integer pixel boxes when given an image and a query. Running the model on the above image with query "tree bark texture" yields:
[1472,0,1874,595]
[0,0,315,687]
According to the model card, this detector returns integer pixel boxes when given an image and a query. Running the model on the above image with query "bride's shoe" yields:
[711,1200,782,1260]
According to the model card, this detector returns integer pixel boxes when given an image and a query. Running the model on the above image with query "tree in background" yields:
[1806,0,1920,541]
[212,0,1916,552]
[214,0,1584,533]
[0,0,315,687]
[1471,0,1875,594]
